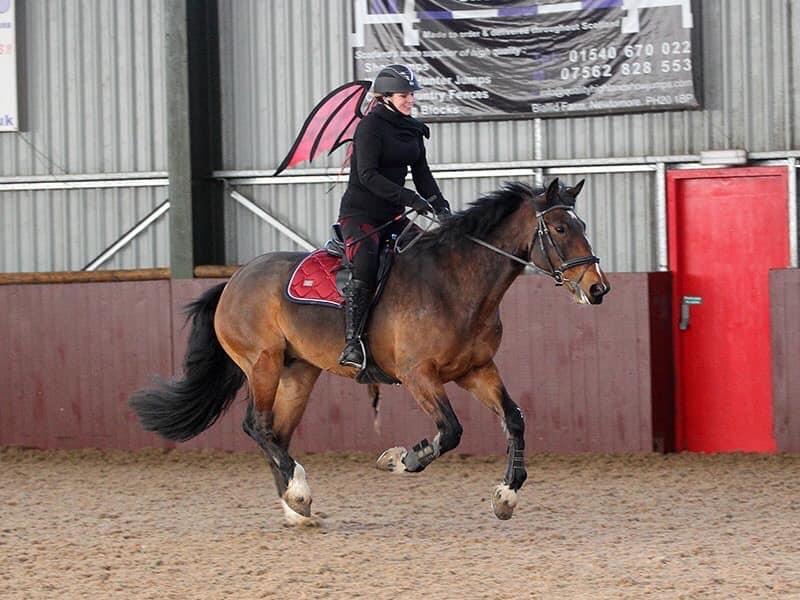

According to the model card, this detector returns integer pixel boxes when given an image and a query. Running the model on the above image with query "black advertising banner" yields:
[351,0,701,121]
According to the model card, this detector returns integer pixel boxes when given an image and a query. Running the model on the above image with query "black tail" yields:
[129,282,246,442]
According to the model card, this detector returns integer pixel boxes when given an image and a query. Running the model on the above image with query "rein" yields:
[467,204,599,287]
[345,202,598,287]
[344,209,415,246]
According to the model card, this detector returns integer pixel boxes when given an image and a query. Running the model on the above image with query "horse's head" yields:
[530,179,610,304]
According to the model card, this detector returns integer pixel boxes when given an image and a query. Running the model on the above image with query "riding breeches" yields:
[338,215,408,289]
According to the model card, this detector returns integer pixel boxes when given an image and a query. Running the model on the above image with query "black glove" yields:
[433,199,451,217]
[409,194,433,215]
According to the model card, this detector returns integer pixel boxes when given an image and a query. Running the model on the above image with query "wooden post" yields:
[164,0,225,279]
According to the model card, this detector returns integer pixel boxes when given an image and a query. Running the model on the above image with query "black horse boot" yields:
[339,279,373,369]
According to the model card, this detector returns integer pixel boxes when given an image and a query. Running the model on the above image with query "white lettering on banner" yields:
[351,0,694,48]
[351,0,700,120]
[0,0,17,132]
[419,104,461,116]
[454,75,491,86]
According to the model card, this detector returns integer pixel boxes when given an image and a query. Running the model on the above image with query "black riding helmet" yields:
[372,64,422,95]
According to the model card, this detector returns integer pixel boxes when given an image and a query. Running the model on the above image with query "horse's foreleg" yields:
[377,369,462,473]
[456,361,526,520]
[242,350,320,525]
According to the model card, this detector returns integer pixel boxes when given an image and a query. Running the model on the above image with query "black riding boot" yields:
[339,279,373,369]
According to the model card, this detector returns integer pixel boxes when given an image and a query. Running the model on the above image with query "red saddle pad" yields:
[286,250,345,307]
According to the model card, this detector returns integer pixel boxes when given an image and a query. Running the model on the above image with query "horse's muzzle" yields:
[588,281,611,304]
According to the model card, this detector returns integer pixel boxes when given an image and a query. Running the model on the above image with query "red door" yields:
[667,167,789,452]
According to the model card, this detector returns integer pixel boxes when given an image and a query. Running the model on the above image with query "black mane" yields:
[408,179,584,254]
[413,181,542,250]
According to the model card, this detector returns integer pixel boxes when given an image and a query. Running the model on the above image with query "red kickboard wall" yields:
[1,273,678,453]
[769,269,800,453]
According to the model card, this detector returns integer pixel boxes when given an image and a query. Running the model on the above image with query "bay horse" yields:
[129,178,610,524]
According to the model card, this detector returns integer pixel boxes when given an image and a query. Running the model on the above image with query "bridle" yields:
[531,204,600,285]
[466,204,599,287]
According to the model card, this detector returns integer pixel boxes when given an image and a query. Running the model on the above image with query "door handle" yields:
[679,295,703,331]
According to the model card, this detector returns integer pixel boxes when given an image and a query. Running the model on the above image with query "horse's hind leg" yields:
[270,360,321,522]
[456,361,526,520]
[242,351,320,525]
[241,350,286,499]
[242,353,320,525]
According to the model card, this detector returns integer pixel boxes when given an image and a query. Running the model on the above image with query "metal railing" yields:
[3,151,797,272]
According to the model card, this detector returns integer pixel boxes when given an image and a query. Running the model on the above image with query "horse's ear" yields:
[546,178,560,204]
[568,179,585,197]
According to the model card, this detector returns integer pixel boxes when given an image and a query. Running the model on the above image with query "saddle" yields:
[286,224,400,385]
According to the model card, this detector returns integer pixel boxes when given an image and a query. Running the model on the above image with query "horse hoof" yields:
[283,493,312,517]
[280,500,322,527]
[376,447,407,473]
[283,463,312,516]
[491,484,518,520]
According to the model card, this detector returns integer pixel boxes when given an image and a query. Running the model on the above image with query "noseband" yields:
[465,204,599,287]
[531,205,600,286]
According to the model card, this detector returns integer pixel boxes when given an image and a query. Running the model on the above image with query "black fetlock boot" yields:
[339,279,373,369]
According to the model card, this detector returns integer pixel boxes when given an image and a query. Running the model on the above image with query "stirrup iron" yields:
[339,338,367,370]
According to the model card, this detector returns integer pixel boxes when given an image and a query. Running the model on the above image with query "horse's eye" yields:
[554,225,566,234]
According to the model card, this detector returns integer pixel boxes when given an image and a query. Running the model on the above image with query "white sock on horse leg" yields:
[285,463,311,507]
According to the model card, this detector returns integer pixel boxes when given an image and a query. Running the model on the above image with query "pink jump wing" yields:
[274,80,371,176]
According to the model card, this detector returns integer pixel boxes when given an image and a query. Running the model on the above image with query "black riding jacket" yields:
[339,103,446,222]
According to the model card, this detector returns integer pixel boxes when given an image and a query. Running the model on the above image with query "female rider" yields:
[338,64,450,369]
